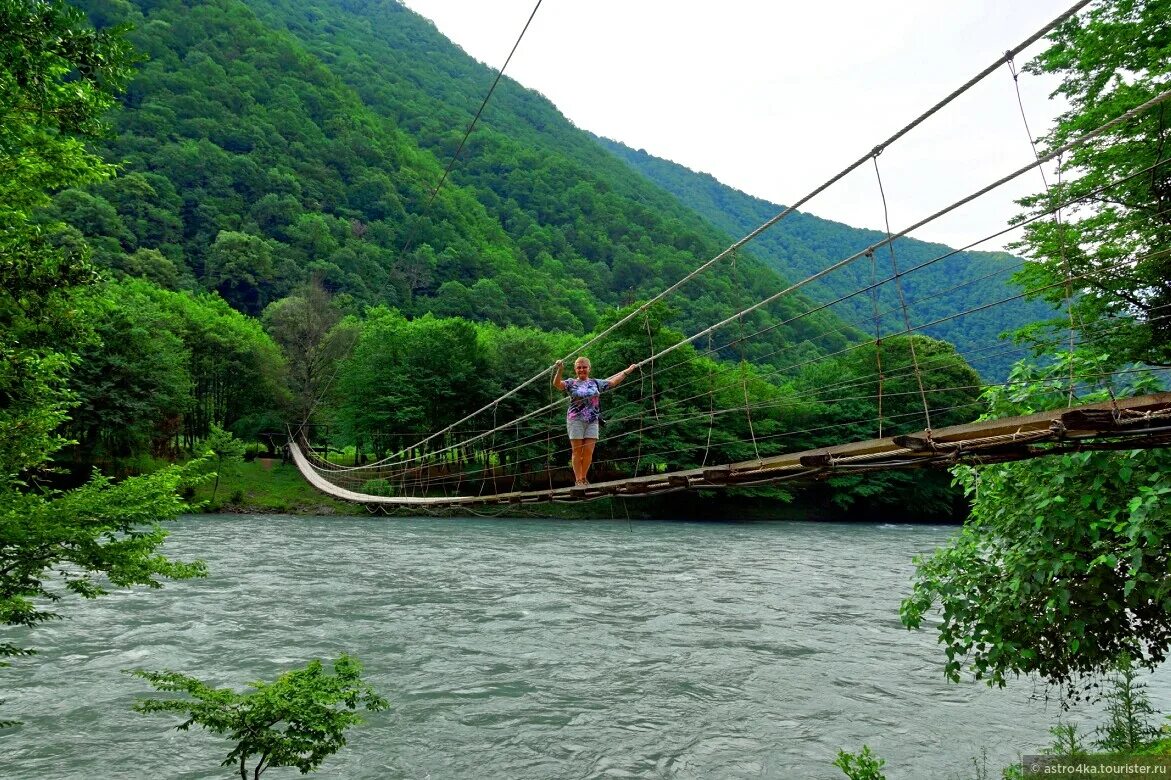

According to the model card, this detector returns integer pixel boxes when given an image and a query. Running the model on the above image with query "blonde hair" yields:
[574,356,591,368]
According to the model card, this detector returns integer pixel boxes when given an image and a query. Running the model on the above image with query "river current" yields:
[3,515,1168,779]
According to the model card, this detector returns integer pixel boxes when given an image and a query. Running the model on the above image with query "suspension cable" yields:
[872,155,933,431]
[1007,53,1079,405]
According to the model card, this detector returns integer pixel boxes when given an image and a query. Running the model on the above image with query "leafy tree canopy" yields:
[131,655,388,780]
[901,351,1171,695]
[1014,0,1171,366]
[0,2,206,722]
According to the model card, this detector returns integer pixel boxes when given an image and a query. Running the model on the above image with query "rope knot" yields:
[1005,51,1020,81]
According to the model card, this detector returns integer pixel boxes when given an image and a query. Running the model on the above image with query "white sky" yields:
[400,0,1076,251]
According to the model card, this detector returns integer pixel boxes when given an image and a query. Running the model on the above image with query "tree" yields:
[0,0,133,485]
[149,287,287,447]
[203,425,246,505]
[63,279,193,464]
[901,1,1171,697]
[1095,655,1162,753]
[130,655,388,780]
[205,230,276,315]
[0,0,205,722]
[1,465,207,632]
[900,352,1171,695]
[1013,0,1171,366]
[262,278,357,425]
[120,247,185,289]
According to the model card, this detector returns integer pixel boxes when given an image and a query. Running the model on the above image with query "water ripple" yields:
[2,515,1167,779]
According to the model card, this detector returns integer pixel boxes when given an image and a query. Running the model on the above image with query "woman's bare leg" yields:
[570,439,585,483]
[580,438,597,483]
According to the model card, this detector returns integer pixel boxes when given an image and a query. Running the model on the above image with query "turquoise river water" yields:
[2,514,1168,779]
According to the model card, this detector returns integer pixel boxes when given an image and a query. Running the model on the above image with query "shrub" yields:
[834,745,887,780]
[130,655,387,778]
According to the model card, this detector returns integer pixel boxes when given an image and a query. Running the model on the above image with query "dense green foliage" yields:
[0,0,206,720]
[598,137,1056,381]
[901,352,1171,693]
[60,277,286,468]
[834,745,887,780]
[0,0,129,485]
[131,655,388,779]
[902,0,1171,700]
[797,334,984,515]
[327,300,980,509]
[65,0,856,367]
[1014,0,1171,366]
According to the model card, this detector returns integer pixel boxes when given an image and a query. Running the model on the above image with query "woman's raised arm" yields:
[606,364,639,387]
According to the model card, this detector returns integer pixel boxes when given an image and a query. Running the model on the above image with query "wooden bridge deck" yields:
[290,392,1171,508]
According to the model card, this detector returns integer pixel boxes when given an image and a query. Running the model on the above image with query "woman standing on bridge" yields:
[552,357,638,486]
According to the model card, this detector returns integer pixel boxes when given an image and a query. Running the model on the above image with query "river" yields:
[3,514,1168,779]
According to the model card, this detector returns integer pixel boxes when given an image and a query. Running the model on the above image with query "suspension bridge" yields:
[289,1,1171,509]
[292,393,1171,508]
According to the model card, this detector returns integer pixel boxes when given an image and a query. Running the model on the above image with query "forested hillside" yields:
[66,0,857,367]
[598,138,1058,380]
[32,0,994,515]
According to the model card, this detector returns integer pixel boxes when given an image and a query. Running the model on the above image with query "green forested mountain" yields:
[44,0,991,514]
[65,0,857,367]
[597,138,1059,380]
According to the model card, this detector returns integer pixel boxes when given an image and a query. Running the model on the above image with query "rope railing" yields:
[307,308,1171,497]
[323,279,1171,491]
[294,378,1171,505]
[304,302,1171,499]
[307,236,1171,489]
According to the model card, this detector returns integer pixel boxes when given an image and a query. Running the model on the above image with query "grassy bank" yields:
[196,457,353,515]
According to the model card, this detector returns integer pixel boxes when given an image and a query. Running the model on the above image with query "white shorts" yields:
[567,419,599,440]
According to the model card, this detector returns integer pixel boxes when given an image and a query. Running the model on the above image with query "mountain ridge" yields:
[67,0,858,368]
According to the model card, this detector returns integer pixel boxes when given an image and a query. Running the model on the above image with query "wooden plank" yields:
[702,466,732,483]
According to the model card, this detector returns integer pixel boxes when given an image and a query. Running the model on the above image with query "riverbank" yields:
[196,458,965,522]
[196,457,353,515]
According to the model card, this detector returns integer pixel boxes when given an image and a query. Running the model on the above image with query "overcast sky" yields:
[400,0,1077,252]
